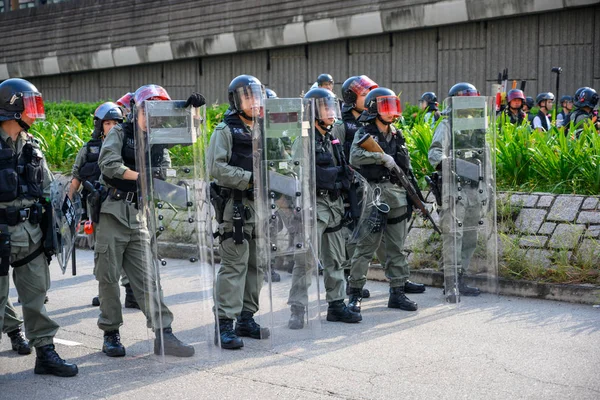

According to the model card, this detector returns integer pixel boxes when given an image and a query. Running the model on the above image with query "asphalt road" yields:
[1,249,599,400]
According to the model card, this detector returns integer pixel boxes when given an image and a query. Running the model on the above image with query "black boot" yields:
[92,296,100,306]
[459,274,481,297]
[154,327,195,357]
[404,280,426,293]
[388,287,418,311]
[235,311,270,339]
[215,319,243,350]
[34,344,78,377]
[102,330,126,357]
[326,300,362,323]
[7,328,31,355]
[347,287,363,313]
[124,283,140,309]
[288,305,305,330]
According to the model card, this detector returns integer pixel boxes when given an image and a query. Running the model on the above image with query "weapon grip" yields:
[357,134,384,154]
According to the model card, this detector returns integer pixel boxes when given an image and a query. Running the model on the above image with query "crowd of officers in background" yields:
[0,70,598,377]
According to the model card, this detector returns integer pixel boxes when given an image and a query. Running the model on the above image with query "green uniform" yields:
[332,120,387,270]
[207,121,263,320]
[428,119,484,272]
[95,124,173,332]
[348,126,410,289]
[287,133,346,306]
[0,128,59,348]
[72,142,129,287]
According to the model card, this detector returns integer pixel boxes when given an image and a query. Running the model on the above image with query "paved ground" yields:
[1,249,599,400]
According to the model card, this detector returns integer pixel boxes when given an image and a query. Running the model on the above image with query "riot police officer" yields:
[332,75,379,299]
[0,78,78,377]
[556,95,573,128]
[502,89,526,125]
[428,82,483,298]
[70,102,139,309]
[347,87,419,314]
[311,73,335,91]
[523,96,535,123]
[419,91,441,127]
[567,87,599,134]
[96,84,199,358]
[531,92,555,131]
[207,75,271,349]
[287,88,361,329]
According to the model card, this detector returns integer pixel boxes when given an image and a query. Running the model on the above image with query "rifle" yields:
[425,172,442,207]
[357,134,441,234]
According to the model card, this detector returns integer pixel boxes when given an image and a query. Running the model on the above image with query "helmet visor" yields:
[377,96,402,118]
[455,88,480,97]
[134,85,171,108]
[23,92,45,120]
[234,84,265,113]
[314,97,341,121]
[349,76,379,96]
[116,92,134,113]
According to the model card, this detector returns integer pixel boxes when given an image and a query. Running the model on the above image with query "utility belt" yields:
[0,204,43,226]
[316,189,340,201]
[367,174,398,185]
[108,188,138,204]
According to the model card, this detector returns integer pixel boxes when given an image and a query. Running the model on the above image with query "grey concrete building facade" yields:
[1,0,599,105]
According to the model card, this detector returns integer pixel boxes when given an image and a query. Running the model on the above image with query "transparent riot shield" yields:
[50,180,82,274]
[440,96,498,305]
[251,97,321,346]
[135,100,217,359]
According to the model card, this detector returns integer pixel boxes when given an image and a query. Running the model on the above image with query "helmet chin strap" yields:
[377,115,392,126]
[17,119,31,132]
[317,119,332,132]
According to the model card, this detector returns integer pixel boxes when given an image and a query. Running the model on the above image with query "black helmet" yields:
[303,88,340,130]
[525,97,535,110]
[0,78,45,131]
[317,74,334,87]
[448,82,479,97]
[559,95,573,105]
[93,102,124,139]
[359,87,400,123]
[574,87,598,109]
[341,75,378,106]
[420,92,437,104]
[228,75,265,119]
[265,88,278,99]
[536,92,555,106]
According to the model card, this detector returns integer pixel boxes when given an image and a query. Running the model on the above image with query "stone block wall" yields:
[404,192,600,272]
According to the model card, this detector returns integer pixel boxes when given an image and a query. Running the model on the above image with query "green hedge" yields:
[31,101,600,195]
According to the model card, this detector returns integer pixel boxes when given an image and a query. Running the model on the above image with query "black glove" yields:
[185,92,206,108]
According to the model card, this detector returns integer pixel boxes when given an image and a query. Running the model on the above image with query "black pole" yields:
[71,245,76,276]
[551,67,562,121]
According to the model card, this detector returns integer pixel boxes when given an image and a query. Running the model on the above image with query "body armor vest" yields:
[102,122,165,192]
[359,124,411,181]
[533,110,549,131]
[78,138,102,184]
[225,114,253,172]
[0,136,44,202]
[341,109,360,160]
[315,132,343,191]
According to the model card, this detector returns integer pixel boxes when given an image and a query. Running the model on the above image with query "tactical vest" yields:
[0,136,44,202]
[505,109,525,125]
[78,138,102,183]
[532,110,549,131]
[102,122,165,192]
[359,124,411,181]
[224,114,253,172]
[341,109,360,160]
[315,132,343,191]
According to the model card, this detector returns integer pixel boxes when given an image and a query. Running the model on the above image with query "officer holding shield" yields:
[207,75,271,350]
[0,78,78,377]
[95,84,200,357]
